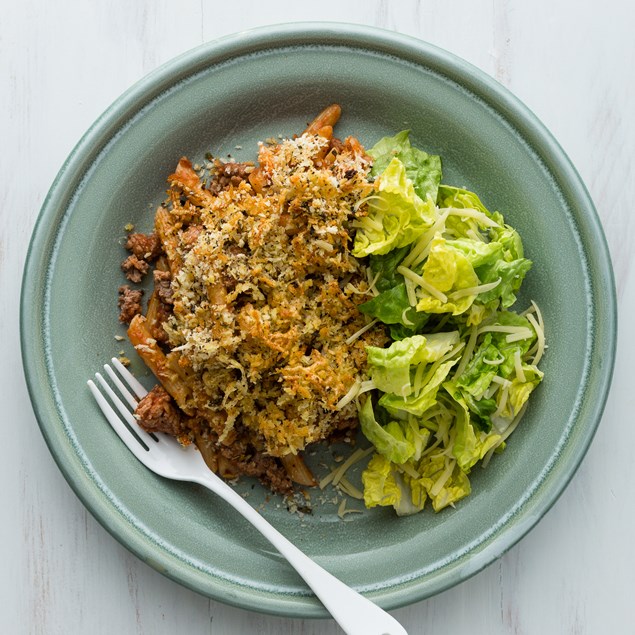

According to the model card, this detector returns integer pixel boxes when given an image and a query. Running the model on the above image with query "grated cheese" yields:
[493,384,509,419]
[491,375,512,388]
[526,312,546,365]
[397,265,448,303]
[430,457,456,497]
[452,326,478,379]
[337,476,364,500]
[478,325,532,337]
[319,447,374,490]
[505,329,534,343]
[335,380,362,411]
[357,380,376,396]
[404,275,417,307]
[401,307,415,326]
[366,269,381,297]
[445,207,500,228]
[400,462,420,479]
[401,209,450,268]
[345,319,379,345]
[448,278,501,301]
[514,349,526,383]
[483,352,505,365]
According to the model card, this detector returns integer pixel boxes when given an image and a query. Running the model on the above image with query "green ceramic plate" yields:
[21,24,616,617]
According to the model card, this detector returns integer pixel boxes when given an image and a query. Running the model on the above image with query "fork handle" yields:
[193,472,408,635]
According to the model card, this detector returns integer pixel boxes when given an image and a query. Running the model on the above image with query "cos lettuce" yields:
[352,132,546,516]
[362,452,472,515]
[366,332,459,397]
[368,130,443,202]
[352,157,437,257]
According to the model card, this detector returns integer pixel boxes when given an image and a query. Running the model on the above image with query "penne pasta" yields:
[280,454,317,487]
[154,207,182,272]
[145,290,160,332]
[168,157,214,208]
[194,431,219,472]
[217,455,240,479]
[127,315,193,413]
[304,103,341,135]
[316,124,333,140]
[248,166,268,193]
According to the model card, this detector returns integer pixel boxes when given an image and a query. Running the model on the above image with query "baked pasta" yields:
[118,105,387,495]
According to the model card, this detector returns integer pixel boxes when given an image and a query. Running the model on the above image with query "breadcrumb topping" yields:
[164,134,387,456]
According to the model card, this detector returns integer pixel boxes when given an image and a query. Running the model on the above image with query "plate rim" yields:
[20,21,617,617]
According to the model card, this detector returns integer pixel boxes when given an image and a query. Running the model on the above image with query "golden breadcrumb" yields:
[163,133,387,456]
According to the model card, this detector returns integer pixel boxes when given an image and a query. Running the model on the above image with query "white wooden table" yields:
[3,1,634,633]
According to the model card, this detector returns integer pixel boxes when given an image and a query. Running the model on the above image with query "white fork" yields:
[88,358,407,635]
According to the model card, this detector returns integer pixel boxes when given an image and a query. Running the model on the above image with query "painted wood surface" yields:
[2,1,634,633]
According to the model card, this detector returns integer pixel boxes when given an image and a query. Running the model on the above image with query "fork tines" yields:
[87,358,157,457]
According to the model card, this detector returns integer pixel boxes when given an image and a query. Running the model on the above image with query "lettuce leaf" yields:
[488,312,537,377]
[368,246,411,292]
[352,158,437,257]
[508,366,543,414]
[415,235,480,315]
[494,364,544,425]
[475,258,533,308]
[362,453,428,516]
[358,398,431,465]
[445,237,504,268]
[366,332,459,396]
[434,188,532,309]
[358,398,413,464]
[447,315,538,431]
[442,236,532,309]
[369,130,442,202]
[362,451,471,514]
[452,411,502,472]
[355,141,545,517]
[379,359,458,417]
[362,453,404,509]
[444,375,497,433]
[360,247,430,337]
[455,333,500,399]
[489,213,525,260]
[415,455,472,512]
[437,184,490,214]
[359,283,429,334]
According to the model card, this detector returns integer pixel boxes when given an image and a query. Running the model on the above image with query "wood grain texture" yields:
[3,0,634,633]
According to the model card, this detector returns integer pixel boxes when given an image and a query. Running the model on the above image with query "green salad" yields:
[352,131,546,515]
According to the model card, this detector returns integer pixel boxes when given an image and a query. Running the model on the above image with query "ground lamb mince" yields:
[118,285,144,323]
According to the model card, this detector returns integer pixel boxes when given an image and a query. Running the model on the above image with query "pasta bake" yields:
[118,105,387,495]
